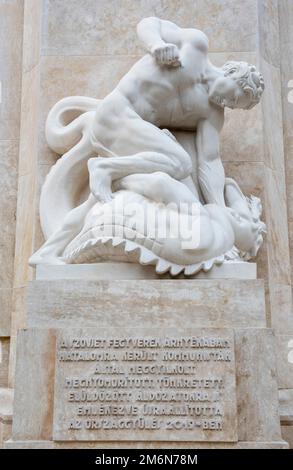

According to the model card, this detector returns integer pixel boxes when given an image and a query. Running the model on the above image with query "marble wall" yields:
[7,0,42,386]
[1,0,293,444]
[0,0,24,389]
[279,1,293,323]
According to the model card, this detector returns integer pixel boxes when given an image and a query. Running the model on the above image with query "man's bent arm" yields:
[196,117,226,207]
[137,17,181,52]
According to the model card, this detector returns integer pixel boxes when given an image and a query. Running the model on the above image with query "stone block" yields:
[279,389,293,423]
[279,389,293,449]
[36,262,257,281]
[0,339,9,387]
[276,336,293,389]
[27,279,266,329]
[235,328,281,442]
[0,0,23,140]
[281,426,293,449]
[12,329,56,441]
[10,324,284,447]
[53,327,237,442]
[257,0,280,67]
[10,278,285,448]
[0,288,12,337]
[0,141,18,289]
[0,388,13,448]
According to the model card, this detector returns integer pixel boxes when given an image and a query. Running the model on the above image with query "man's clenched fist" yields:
[151,43,181,67]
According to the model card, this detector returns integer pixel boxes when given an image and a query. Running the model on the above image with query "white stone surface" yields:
[30,17,265,276]
[36,261,256,281]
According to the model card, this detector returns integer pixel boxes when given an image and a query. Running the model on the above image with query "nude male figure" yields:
[29,17,264,265]
[88,16,264,207]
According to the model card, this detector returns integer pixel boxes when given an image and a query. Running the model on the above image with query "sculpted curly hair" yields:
[222,61,265,109]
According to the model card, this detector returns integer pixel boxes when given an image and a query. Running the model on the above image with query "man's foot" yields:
[88,158,114,203]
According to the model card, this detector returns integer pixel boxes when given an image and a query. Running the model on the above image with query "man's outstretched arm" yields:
[137,17,181,66]
[196,114,226,207]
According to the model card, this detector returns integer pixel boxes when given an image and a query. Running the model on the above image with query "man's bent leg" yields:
[88,149,192,203]
[90,104,193,202]
[114,172,197,208]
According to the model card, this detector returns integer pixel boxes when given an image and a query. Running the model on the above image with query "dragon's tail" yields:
[45,96,100,154]
[41,96,101,238]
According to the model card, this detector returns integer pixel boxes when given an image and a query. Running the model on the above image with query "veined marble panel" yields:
[41,0,257,56]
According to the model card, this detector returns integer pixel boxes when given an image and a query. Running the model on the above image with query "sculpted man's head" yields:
[209,61,265,110]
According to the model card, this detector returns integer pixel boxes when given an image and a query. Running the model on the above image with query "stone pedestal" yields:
[5,266,288,448]
[36,262,257,281]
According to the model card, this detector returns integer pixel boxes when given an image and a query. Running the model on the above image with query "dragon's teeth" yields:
[112,237,123,247]
[184,263,201,276]
[203,259,214,271]
[216,255,225,264]
[139,249,157,264]
[125,241,138,253]
[170,264,183,276]
[156,258,171,274]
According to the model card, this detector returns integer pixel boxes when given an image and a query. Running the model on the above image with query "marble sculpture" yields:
[30,17,266,276]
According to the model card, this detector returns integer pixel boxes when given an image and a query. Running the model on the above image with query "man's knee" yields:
[88,157,109,173]
[151,172,174,190]
[198,152,219,164]
[87,157,98,172]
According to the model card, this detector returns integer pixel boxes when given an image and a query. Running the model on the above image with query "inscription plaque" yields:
[53,328,238,441]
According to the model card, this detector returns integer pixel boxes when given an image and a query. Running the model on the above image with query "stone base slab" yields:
[36,262,257,281]
[27,279,266,329]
